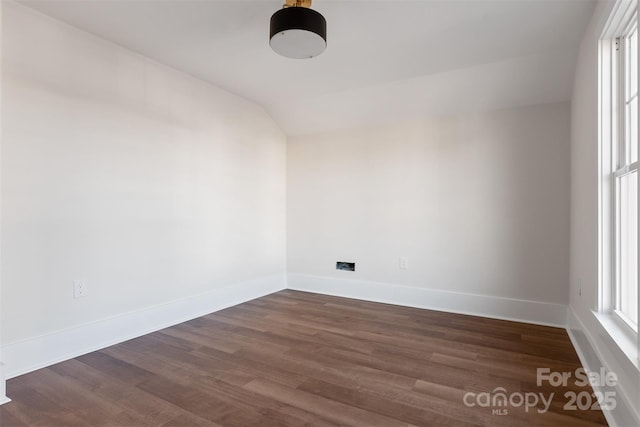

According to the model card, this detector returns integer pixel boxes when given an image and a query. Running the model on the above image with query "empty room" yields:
[0,0,638,426]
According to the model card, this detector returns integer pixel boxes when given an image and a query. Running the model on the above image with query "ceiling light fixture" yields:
[269,0,327,59]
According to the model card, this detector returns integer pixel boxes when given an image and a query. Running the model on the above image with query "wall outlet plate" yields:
[399,257,409,270]
[73,280,88,299]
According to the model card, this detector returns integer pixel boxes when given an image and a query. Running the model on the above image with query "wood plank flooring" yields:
[0,290,608,426]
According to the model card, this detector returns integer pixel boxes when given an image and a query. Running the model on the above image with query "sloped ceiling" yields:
[18,0,595,136]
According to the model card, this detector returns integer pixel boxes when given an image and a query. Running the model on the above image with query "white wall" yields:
[0,0,7,405]
[569,1,640,425]
[0,0,286,371]
[287,103,571,316]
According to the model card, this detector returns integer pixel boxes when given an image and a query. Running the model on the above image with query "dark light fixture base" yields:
[269,6,327,59]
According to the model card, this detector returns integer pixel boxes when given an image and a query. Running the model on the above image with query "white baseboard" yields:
[2,274,286,380]
[566,308,640,427]
[0,362,9,405]
[287,273,567,327]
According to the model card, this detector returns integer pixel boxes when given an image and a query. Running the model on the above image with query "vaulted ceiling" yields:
[18,0,596,135]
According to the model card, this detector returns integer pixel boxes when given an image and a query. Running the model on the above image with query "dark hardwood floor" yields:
[0,290,607,426]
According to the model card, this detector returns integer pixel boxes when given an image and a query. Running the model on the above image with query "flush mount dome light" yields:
[270,0,327,59]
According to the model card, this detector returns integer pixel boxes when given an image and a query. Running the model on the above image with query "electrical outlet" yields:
[399,257,409,270]
[73,280,88,299]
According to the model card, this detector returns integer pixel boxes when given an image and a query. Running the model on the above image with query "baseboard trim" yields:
[2,274,286,380]
[287,273,567,327]
[566,308,640,427]
[0,362,8,405]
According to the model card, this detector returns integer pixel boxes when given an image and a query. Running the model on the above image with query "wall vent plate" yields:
[336,261,355,271]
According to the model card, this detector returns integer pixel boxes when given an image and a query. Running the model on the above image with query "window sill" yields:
[593,311,640,372]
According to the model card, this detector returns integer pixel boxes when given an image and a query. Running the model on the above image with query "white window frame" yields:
[599,0,639,349]
[614,12,639,330]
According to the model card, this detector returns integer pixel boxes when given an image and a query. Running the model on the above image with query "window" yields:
[616,16,638,328]
[600,1,639,333]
